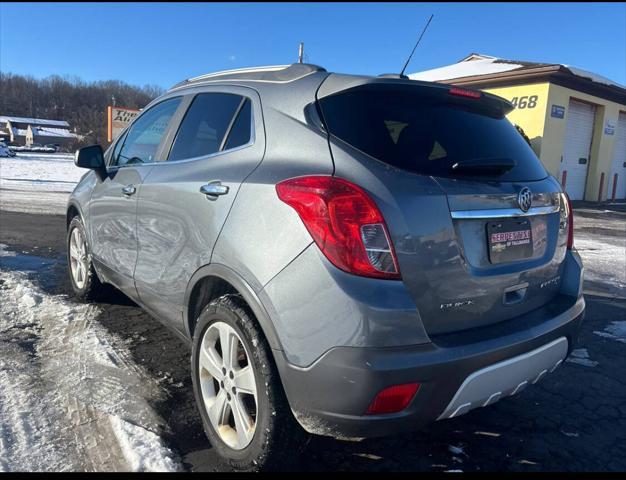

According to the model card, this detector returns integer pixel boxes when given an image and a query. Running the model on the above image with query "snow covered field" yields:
[0,153,84,215]
[0,246,181,472]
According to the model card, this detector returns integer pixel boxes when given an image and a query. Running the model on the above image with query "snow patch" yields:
[448,444,466,456]
[409,55,624,88]
[594,321,626,344]
[474,431,501,437]
[566,348,598,368]
[0,268,183,471]
[575,236,626,297]
[19,291,40,307]
[109,416,180,472]
[563,65,625,88]
[0,152,81,192]
[0,152,83,214]
[409,58,522,82]
[0,244,17,257]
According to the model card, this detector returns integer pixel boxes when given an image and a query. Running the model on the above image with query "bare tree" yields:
[0,72,164,150]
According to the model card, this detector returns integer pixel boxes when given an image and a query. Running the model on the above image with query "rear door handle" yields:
[200,182,229,199]
[122,184,136,196]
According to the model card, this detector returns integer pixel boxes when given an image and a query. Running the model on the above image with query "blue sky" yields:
[1,2,625,89]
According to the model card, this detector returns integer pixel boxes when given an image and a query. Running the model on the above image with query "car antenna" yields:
[298,42,304,64]
[399,14,434,78]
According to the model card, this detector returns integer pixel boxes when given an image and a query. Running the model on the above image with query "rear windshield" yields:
[318,85,548,182]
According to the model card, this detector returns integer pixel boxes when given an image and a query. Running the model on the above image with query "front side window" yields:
[168,93,251,162]
[109,130,127,165]
[113,97,181,167]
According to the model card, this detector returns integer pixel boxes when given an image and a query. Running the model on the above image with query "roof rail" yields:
[170,63,326,89]
[188,65,290,83]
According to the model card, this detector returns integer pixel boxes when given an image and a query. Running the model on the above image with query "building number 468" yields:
[510,95,538,109]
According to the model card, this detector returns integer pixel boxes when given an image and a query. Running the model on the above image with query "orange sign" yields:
[107,106,140,142]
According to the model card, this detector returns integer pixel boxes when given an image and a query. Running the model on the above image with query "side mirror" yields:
[75,145,105,171]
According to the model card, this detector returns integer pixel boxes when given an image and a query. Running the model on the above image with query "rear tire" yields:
[67,216,104,302]
[191,294,307,471]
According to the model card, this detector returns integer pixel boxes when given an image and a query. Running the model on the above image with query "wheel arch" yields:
[66,201,95,253]
[184,263,283,352]
[66,201,82,228]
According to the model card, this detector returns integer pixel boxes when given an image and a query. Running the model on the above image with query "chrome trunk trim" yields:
[450,205,559,219]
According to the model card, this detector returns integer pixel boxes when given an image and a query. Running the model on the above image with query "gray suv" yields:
[68,63,585,470]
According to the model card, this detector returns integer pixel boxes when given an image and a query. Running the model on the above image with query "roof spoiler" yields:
[317,75,514,118]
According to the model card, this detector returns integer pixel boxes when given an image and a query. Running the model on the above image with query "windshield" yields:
[318,86,548,182]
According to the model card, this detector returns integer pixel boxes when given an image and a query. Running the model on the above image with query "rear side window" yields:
[223,98,252,150]
[318,86,547,182]
[168,93,250,162]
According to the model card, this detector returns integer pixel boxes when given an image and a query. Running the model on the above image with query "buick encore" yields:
[68,63,585,470]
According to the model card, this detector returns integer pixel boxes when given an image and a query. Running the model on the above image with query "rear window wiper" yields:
[450,157,517,175]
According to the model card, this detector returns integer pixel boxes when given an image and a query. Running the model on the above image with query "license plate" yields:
[487,218,533,264]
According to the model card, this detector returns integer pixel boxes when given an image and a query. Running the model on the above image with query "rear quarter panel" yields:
[212,73,334,291]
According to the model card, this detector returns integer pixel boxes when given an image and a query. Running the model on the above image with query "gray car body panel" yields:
[67,65,585,438]
[211,70,334,291]
[274,249,583,437]
[261,243,430,366]
[133,85,266,333]
[89,164,156,299]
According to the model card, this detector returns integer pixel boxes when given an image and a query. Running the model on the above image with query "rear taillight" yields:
[565,193,574,250]
[560,192,574,250]
[365,383,420,415]
[276,176,401,279]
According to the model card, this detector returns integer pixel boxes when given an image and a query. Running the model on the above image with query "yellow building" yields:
[410,54,626,201]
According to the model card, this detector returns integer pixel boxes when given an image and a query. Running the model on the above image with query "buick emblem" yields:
[517,187,532,212]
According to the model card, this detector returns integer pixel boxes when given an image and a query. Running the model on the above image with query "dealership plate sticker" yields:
[487,219,533,264]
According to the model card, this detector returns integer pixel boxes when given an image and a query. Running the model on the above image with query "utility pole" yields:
[298,42,304,64]
[111,95,116,107]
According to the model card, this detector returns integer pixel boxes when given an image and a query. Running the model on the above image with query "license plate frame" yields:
[487,218,533,264]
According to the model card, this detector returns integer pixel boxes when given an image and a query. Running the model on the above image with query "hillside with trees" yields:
[0,72,164,149]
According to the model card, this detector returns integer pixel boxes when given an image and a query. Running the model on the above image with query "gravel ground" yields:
[0,202,625,472]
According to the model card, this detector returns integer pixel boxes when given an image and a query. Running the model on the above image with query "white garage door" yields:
[609,112,626,200]
[559,99,596,200]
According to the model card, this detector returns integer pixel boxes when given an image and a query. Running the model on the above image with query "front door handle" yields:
[200,182,229,199]
[122,184,136,196]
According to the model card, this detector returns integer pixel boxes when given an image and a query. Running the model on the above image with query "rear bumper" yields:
[275,293,585,439]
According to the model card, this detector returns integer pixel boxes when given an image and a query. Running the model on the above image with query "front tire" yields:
[191,295,306,471]
[67,216,104,301]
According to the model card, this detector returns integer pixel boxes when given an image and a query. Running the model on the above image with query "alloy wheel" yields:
[69,227,88,290]
[198,321,258,450]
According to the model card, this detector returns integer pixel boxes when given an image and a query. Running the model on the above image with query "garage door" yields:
[559,99,596,200]
[609,112,626,200]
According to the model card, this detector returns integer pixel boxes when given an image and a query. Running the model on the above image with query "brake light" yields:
[365,383,420,415]
[276,176,401,279]
[565,192,574,249]
[448,87,482,99]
